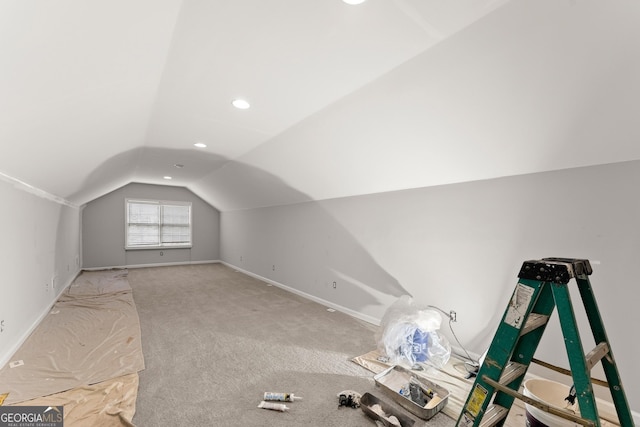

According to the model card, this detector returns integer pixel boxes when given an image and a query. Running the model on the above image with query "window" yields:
[126,199,192,249]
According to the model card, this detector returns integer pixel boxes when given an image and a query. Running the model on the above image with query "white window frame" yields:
[125,198,192,250]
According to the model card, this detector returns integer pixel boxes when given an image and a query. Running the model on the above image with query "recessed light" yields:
[232,98,251,109]
[343,0,366,4]
[163,176,172,180]
[194,142,207,148]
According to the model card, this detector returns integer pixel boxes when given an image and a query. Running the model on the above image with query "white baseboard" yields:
[0,269,81,369]
[221,261,381,326]
[82,259,220,271]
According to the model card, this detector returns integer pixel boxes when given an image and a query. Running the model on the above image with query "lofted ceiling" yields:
[2,0,640,210]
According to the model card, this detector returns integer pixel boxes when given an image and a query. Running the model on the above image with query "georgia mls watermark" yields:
[0,406,63,427]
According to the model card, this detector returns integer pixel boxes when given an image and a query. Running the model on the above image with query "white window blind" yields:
[126,199,191,249]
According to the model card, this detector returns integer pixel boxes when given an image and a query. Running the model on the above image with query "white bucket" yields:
[523,378,580,427]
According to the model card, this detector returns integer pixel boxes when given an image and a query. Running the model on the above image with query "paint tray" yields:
[373,365,449,420]
[360,393,416,427]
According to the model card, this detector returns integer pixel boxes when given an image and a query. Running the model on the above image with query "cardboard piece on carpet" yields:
[353,350,537,426]
[352,350,473,420]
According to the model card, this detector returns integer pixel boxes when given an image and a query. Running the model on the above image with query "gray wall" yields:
[220,160,640,412]
[82,183,219,268]
[0,177,81,368]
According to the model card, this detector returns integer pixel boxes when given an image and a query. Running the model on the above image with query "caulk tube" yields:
[258,401,289,412]
[263,392,303,402]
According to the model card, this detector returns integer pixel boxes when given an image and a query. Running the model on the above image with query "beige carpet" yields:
[2,263,462,426]
[129,263,457,427]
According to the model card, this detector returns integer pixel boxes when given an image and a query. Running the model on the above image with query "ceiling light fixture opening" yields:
[194,142,207,148]
[232,99,251,109]
[342,0,366,4]
[163,176,172,180]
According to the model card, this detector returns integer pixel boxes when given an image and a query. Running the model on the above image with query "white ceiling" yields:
[2,0,640,210]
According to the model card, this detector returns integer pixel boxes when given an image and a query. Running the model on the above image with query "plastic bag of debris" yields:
[376,296,451,369]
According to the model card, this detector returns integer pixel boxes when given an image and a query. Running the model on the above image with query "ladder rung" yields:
[479,405,509,427]
[586,342,610,371]
[482,376,596,427]
[520,313,549,336]
[498,361,527,385]
[532,358,609,388]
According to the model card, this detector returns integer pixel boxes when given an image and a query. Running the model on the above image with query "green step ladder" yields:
[456,258,634,427]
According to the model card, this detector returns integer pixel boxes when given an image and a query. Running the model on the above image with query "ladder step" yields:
[479,405,509,427]
[498,361,526,386]
[585,342,609,371]
[520,313,549,336]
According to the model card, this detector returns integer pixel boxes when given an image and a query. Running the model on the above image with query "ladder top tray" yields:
[518,258,592,284]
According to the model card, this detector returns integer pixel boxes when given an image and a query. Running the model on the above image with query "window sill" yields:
[125,246,192,251]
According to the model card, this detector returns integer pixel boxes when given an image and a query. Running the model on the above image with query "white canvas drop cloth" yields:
[0,269,145,422]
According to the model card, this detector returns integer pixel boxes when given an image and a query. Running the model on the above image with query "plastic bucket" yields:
[523,378,579,427]
[410,329,429,362]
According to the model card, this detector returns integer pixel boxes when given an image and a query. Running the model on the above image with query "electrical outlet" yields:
[1,319,5,333]
[333,281,337,289]
[45,282,49,292]
[450,310,457,322]
[272,265,275,271]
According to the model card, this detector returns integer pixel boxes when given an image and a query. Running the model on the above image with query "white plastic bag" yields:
[376,295,451,368]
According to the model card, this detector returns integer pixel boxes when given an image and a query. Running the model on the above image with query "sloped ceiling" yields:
[2,0,640,210]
